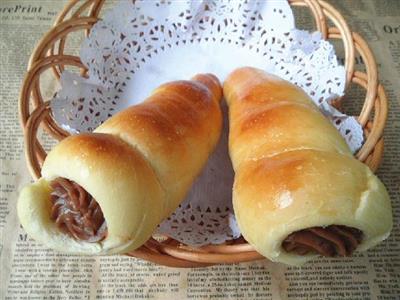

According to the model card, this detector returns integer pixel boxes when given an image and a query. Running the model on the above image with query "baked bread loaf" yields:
[224,67,392,266]
[18,74,222,255]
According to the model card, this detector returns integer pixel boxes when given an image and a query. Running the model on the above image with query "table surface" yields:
[0,1,399,299]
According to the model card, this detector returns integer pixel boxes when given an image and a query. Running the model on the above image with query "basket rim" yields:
[18,0,388,267]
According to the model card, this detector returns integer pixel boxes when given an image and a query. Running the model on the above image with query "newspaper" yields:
[0,0,399,299]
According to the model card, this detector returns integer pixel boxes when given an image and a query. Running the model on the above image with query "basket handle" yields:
[24,102,53,180]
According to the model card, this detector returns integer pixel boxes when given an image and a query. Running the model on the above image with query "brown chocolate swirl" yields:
[282,225,363,257]
[50,178,107,242]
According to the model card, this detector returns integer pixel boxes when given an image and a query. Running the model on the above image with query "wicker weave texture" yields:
[19,0,388,267]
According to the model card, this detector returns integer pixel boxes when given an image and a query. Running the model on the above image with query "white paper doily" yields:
[51,0,364,246]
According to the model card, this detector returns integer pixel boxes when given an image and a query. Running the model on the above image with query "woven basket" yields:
[19,0,388,268]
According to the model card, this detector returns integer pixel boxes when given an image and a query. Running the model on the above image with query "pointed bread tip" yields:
[192,73,222,103]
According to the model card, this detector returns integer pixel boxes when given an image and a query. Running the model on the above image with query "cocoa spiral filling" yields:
[50,178,107,242]
[282,225,363,257]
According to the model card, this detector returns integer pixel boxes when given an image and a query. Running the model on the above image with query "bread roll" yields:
[224,67,392,266]
[18,74,222,255]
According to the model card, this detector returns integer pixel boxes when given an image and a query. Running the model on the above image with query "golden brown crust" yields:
[224,67,312,107]
[18,74,223,255]
[96,76,222,213]
[229,102,351,169]
[225,67,392,265]
[40,133,165,254]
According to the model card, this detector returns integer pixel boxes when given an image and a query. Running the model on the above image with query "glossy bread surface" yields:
[225,67,392,265]
[18,74,223,255]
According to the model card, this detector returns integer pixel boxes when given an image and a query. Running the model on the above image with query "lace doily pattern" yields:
[50,0,364,246]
